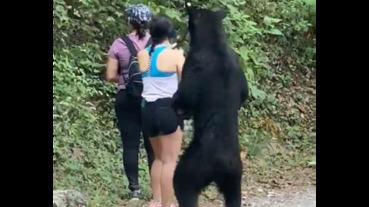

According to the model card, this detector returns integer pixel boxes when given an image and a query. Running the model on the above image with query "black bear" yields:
[172,5,249,207]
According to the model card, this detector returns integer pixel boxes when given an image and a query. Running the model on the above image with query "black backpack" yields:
[120,36,152,98]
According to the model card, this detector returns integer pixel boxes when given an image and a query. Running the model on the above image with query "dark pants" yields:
[114,90,154,191]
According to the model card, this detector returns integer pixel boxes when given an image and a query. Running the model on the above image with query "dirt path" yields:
[241,186,316,207]
[119,185,316,207]
[196,185,316,207]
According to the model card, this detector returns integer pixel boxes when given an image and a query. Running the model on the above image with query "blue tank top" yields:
[141,45,179,102]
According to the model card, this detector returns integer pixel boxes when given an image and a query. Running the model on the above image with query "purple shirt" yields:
[108,32,151,90]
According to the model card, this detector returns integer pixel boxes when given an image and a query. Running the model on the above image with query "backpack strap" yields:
[122,36,152,56]
[145,37,152,48]
[122,36,138,57]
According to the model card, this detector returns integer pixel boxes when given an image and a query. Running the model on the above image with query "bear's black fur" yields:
[172,6,249,207]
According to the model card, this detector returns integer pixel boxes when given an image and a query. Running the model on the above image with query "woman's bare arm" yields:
[106,57,119,83]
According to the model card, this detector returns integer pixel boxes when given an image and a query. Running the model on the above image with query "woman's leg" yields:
[139,102,154,171]
[149,137,162,202]
[143,130,155,172]
[160,127,183,207]
[115,91,142,195]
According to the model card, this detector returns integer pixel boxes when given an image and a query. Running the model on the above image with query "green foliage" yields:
[53,0,316,205]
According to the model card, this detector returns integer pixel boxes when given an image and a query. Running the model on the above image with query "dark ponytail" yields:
[149,38,159,55]
[149,16,175,56]
[149,36,169,55]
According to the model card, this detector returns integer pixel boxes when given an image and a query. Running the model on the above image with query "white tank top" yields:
[141,45,179,102]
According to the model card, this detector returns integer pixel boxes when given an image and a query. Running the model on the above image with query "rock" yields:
[53,190,88,207]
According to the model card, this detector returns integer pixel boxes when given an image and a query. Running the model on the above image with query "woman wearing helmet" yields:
[106,4,154,201]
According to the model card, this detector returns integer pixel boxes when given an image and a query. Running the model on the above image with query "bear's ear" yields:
[185,1,195,17]
[215,9,226,20]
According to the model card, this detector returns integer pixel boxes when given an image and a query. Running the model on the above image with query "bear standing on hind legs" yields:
[172,6,249,207]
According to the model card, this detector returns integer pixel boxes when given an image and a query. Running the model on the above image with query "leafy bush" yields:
[53,0,316,205]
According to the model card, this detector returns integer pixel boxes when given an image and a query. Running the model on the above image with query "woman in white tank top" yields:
[137,16,185,207]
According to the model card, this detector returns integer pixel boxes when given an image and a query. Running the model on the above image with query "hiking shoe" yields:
[129,190,141,201]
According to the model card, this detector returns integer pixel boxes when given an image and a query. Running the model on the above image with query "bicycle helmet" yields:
[125,4,152,26]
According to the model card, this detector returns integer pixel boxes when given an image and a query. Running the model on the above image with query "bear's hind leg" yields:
[174,151,212,207]
[173,163,201,207]
[215,162,242,207]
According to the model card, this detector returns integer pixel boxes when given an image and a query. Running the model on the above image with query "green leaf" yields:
[239,46,249,61]
[266,29,284,36]
[245,67,255,83]
[263,16,282,25]
[303,0,316,6]
[249,85,267,100]
[308,160,316,166]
